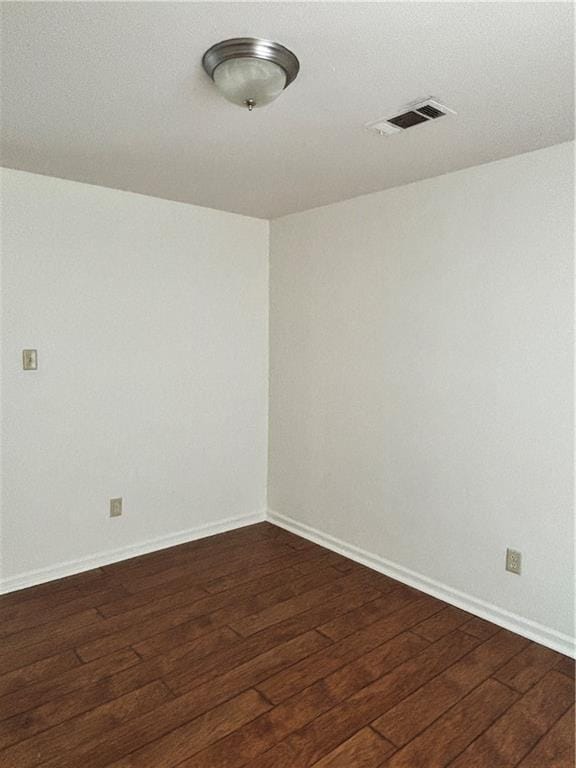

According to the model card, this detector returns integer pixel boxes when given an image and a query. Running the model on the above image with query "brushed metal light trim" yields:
[202,37,300,87]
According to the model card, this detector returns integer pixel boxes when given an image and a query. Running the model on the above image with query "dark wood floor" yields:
[0,522,574,767]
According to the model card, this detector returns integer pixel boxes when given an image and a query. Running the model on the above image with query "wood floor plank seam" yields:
[513,706,576,768]
[228,630,481,768]
[370,628,530,749]
[281,626,525,765]
[147,581,387,694]
[0,569,109,611]
[314,586,436,644]
[252,687,275,709]
[116,544,301,595]
[0,648,143,723]
[373,670,521,758]
[1,522,573,768]
[1,608,107,652]
[107,638,540,768]
[132,638,516,764]
[258,612,437,699]
[97,553,298,608]
[0,587,131,638]
[100,530,294,581]
[376,679,519,768]
[487,674,527,694]
[554,661,575,678]
[0,650,82,701]
[0,679,181,768]
[74,568,344,663]
[445,671,575,768]
[24,626,431,766]
[95,561,352,637]
[363,628,505,728]
[161,627,332,702]
[254,599,447,706]
[320,722,399,764]
[223,625,245,639]
[0,624,244,725]
[203,550,349,596]
[134,585,382,700]
[108,686,272,768]
[129,646,145,661]
[71,686,272,768]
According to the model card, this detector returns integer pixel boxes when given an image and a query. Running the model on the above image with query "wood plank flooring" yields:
[0,522,573,767]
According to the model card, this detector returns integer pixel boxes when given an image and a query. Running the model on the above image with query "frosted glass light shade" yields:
[213,57,287,109]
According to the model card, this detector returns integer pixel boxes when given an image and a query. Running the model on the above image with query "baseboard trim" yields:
[0,510,267,595]
[268,509,575,658]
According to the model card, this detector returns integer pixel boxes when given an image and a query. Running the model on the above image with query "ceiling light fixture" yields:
[202,37,299,111]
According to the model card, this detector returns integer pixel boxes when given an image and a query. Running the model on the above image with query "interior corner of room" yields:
[0,0,574,687]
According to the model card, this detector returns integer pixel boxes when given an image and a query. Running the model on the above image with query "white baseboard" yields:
[0,510,266,595]
[268,509,575,658]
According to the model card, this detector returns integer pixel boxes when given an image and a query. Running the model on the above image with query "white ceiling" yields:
[1,2,573,219]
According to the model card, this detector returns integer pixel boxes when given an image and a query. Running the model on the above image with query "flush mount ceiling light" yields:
[202,37,299,111]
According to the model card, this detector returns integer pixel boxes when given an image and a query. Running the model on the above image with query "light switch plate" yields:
[22,349,38,370]
[110,498,123,518]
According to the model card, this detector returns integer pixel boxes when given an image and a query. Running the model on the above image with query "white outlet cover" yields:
[22,349,38,370]
[110,497,123,517]
[506,548,522,575]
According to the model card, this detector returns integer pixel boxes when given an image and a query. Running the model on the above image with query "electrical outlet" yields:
[506,548,522,575]
[110,498,123,518]
[22,349,38,370]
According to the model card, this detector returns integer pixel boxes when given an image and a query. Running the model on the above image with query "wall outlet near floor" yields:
[110,498,123,518]
[22,349,38,370]
[506,548,522,575]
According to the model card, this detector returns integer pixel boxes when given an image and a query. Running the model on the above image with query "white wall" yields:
[269,142,574,650]
[0,169,269,588]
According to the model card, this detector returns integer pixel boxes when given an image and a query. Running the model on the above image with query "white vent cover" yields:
[366,98,456,137]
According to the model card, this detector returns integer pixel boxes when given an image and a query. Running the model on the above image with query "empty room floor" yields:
[0,522,574,768]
